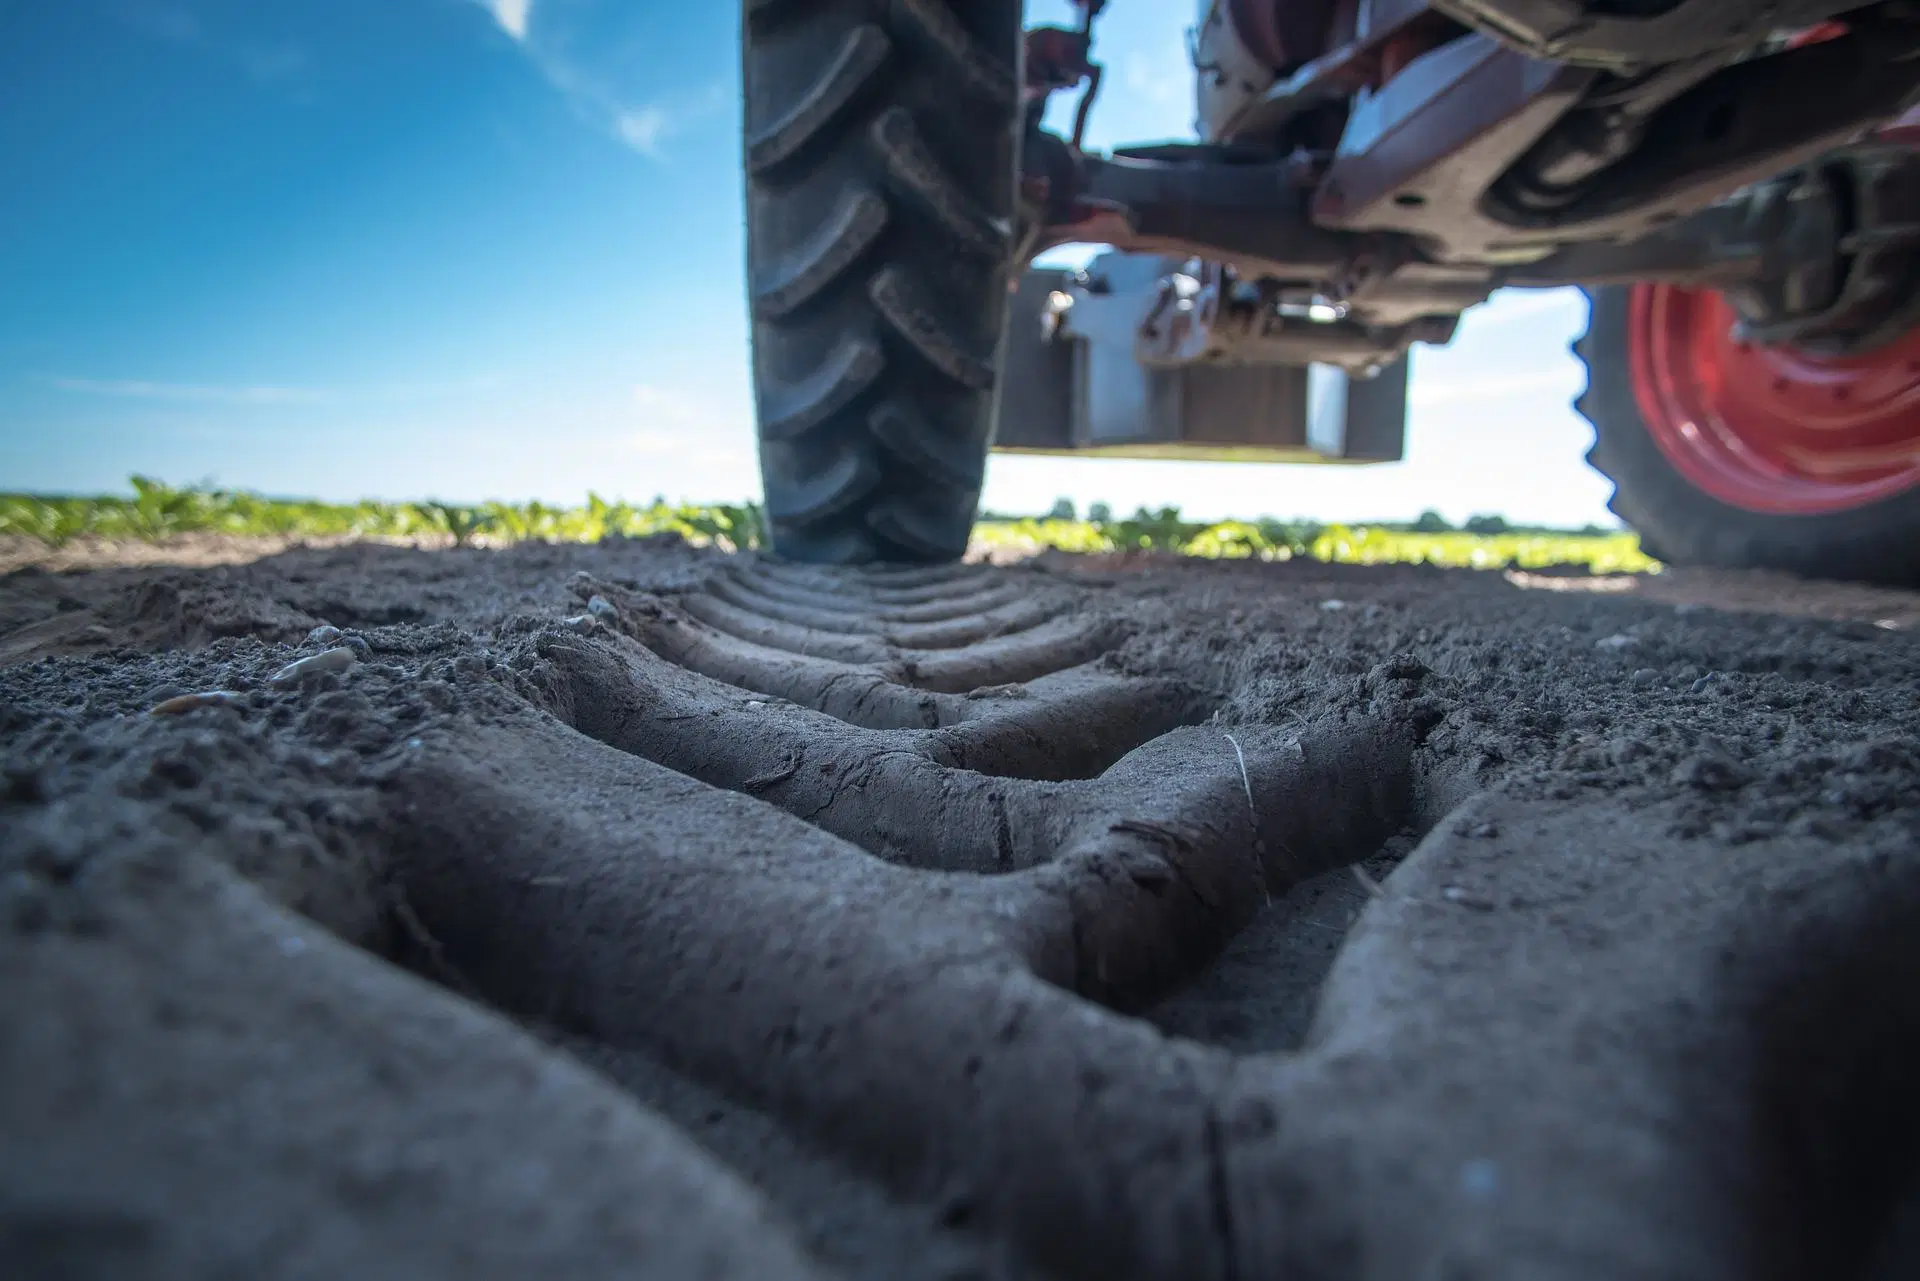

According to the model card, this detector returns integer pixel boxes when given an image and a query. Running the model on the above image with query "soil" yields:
[4,534,1919,1281]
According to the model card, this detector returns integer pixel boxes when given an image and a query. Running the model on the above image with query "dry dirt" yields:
[4,535,1920,1281]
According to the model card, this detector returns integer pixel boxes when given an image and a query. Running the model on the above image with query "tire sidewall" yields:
[1578,286,1920,586]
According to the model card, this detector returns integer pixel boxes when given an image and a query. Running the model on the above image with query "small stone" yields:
[1690,673,1718,694]
[1630,668,1661,689]
[562,614,598,634]
[1672,736,1751,791]
[268,646,357,687]
[1441,885,1496,911]
[1595,633,1636,652]
[340,635,373,659]
[150,690,244,716]
[305,625,343,646]
[1319,599,1347,611]
[967,682,1031,700]
[587,595,619,620]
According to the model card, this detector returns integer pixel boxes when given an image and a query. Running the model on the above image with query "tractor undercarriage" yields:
[1020,2,1920,381]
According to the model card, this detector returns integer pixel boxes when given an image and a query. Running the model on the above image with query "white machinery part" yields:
[1193,1,1280,143]
[989,253,1409,465]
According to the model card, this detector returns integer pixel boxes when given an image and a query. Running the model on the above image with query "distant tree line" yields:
[984,499,1614,539]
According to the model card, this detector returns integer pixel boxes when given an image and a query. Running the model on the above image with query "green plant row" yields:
[1,479,1658,573]
[0,477,764,552]
[973,514,1656,573]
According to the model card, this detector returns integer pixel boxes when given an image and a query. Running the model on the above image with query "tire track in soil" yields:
[3,540,1920,1280]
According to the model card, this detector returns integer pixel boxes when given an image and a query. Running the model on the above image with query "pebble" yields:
[268,646,357,687]
[1690,673,1718,694]
[1319,599,1348,612]
[967,682,1031,700]
[1630,668,1661,689]
[1595,634,1637,651]
[1672,736,1751,791]
[305,625,343,646]
[150,691,244,716]
[587,595,619,620]
[562,614,598,634]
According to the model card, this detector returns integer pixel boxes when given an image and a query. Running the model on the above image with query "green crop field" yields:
[0,477,1659,574]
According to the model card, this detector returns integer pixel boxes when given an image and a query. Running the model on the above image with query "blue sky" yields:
[0,0,1615,526]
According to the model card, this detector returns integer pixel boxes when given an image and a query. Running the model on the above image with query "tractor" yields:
[738,0,1920,584]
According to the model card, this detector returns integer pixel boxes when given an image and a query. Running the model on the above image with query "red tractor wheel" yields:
[1574,284,1920,586]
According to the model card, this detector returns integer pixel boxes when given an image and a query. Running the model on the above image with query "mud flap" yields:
[1307,358,1409,463]
[993,263,1409,463]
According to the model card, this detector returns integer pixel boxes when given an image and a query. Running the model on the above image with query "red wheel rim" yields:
[1626,284,1920,514]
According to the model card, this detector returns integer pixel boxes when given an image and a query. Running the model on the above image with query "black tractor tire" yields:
[741,0,1023,564]
[1575,285,1920,587]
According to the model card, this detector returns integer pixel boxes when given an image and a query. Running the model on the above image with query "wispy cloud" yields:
[49,377,328,406]
[468,0,723,159]
[481,0,533,41]
[617,107,670,156]
[613,86,726,159]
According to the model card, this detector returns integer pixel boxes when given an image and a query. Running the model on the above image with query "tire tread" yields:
[743,0,1019,563]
